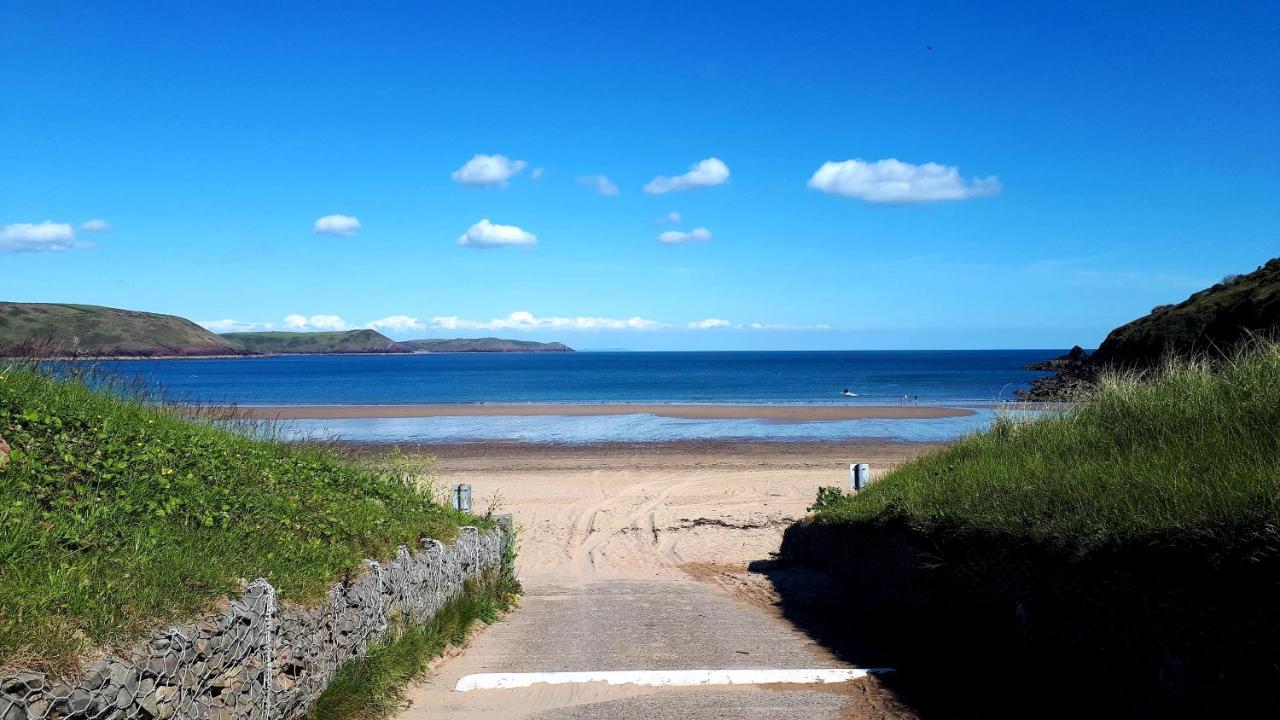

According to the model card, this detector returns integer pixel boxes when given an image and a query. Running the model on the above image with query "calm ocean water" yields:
[95,351,1058,443]
[99,350,1056,406]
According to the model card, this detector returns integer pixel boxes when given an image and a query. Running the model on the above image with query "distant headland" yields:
[0,302,574,358]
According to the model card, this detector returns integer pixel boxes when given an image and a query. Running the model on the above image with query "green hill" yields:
[0,302,251,357]
[1091,257,1280,368]
[220,329,411,354]
[401,337,573,353]
[1020,256,1280,399]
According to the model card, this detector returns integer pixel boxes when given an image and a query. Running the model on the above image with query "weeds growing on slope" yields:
[308,565,521,720]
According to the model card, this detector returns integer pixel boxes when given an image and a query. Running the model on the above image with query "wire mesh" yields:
[1,526,506,720]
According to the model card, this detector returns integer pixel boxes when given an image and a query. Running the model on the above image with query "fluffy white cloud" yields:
[197,319,273,332]
[660,211,682,224]
[457,219,538,248]
[429,311,662,332]
[577,174,619,196]
[749,322,833,330]
[451,154,527,187]
[0,221,78,252]
[807,158,1001,203]
[688,318,730,329]
[283,314,350,331]
[643,157,730,194]
[80,219,111,232]
[367,315,425,332]
[658,227,712,244]
[313,214,361,237]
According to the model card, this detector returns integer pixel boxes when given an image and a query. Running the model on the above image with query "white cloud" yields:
[659,211,682,224]
[577,174,619,196]
[197,319,273,332]
[451,154,527,187]
[658,227,712,244]
[457,219,538,248]
[807,158,1000,203]
[0,221,79,252]
[313,214,361,237]
[530,167,545,180]
[80,219,111,232]
[429,311,662,332]
[367,315,425,332]
[283,314,350,331]
[688,318,730,329]
[749,322,833,331]
[643,157,730,194]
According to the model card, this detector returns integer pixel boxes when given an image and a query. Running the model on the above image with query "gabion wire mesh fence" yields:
[2,525,507,720]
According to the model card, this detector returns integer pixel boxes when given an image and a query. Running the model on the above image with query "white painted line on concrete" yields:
[455,668,889,692]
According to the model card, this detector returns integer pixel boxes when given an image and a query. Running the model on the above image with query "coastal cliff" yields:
[1020,256,1280,400]
[0,302,252,358]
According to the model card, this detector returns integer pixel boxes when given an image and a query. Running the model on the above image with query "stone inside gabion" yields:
[0,525,508,720]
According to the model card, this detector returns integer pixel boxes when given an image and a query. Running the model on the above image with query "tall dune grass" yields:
[816,343,1280,544]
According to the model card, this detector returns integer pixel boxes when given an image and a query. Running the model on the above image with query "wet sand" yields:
[232,403,973,421]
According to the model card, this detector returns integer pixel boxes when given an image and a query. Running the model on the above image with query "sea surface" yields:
[94,350,1059,443]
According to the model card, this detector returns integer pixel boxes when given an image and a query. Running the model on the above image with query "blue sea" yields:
[95,350,1058,444]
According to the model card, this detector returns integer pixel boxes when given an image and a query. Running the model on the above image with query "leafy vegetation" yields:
[309,564,519,720]
[813,343,1280,545]
[0,302,250,357]
[220,329,410,354]
[0,366,478,674]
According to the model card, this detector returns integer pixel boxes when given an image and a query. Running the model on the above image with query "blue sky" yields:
[2,1,1277,350]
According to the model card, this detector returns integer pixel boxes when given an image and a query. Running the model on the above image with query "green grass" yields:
[812,343,1280,545]
[0,367,479,674]
[309,564,520,720]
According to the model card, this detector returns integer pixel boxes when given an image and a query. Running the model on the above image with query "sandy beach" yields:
[389,439,942,719]
[413,439,939,581]
[233,403,973,421]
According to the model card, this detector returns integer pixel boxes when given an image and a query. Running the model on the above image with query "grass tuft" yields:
[308,565,520,720]
[813,343,1280,545]
[0,366,479,675]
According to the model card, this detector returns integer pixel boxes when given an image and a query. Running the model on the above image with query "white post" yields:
[850,463,870,491]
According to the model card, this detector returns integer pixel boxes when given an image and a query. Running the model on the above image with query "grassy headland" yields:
[400,337,572,353]
[1092,257,1280,369]
[1021,256,1279,399]
[220,329,411,354]
[0,366,477,674]
[0,303,250,358]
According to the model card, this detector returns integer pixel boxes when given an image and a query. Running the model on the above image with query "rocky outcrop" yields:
[0,525,508,720]
[1017,346,1098,401]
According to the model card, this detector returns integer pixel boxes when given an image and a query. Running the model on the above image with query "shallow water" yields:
[278,409,1016,444]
